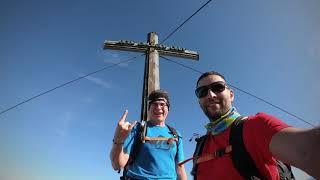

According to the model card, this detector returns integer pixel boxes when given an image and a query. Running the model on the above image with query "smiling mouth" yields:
[153,112,163,116]
[207,101,220,107]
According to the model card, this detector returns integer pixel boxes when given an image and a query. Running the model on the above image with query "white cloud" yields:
[101,51,130,67]
[306,32,320,60]
[103,58,129,67]
[110,52,119,58]
[82,97,94,103]
[83,75,112,89]
[55,111,74,137]
[307,46,320,60]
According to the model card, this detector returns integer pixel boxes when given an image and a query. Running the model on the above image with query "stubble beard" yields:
[201,104,223,122]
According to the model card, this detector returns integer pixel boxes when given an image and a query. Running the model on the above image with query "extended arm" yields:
[110,141,129,170]
[109,110,137,170]
[176,132,187,180]
[176,164,187,180]
[270,126,320,179]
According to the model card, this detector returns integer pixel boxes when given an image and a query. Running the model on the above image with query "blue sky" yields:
[1,0,319,179]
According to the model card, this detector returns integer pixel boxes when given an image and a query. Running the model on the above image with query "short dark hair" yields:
[148,89,170,110]
[196,71,226,87]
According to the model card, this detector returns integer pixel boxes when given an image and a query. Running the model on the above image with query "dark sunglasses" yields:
[195,81,227,98]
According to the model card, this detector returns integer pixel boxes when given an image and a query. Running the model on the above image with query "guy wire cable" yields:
[160,55,316,127]
[0,54,143,116]
[161,0,213,44]
[1,0,215,116]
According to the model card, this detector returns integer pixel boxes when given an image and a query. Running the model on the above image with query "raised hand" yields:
[113,110,137,143]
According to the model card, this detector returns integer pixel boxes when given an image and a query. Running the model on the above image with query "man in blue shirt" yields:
[110,90,187,180]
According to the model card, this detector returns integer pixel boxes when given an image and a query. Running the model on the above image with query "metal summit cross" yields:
[103,32,199,124]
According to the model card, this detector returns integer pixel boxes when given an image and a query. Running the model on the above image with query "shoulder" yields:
[195,134,208,145]
[248,112,278,121]
[166,124,181,135]
[132,122,142,131]
[245,112,290,132]
[241,113,290,156]
[128,122,142,136]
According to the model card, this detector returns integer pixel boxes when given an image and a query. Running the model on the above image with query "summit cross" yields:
[103,32,199,125]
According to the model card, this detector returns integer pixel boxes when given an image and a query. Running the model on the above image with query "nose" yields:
[154,104,162,109]
[206,89,217,98]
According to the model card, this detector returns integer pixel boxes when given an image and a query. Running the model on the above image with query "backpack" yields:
[191,116,295,180]
[120,122,180,179]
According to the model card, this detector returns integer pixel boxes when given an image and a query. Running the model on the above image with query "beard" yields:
[201,103,230,122]
[203,108,223,121]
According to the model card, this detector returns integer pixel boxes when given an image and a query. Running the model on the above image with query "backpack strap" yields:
[276,160,295,180]
[230,117,295,180]
[191,134,208,180]
[122,122,144,178]
[230,116,263,179]
[190,116,261,180]
[122,123,180,178]
[166,124,180,161]
[166,124,177,136]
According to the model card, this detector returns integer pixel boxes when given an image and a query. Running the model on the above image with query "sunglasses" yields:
[195,81,227,98]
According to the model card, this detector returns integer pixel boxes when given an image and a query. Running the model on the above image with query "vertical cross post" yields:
[141,32,159,122]
[104,32,199,141]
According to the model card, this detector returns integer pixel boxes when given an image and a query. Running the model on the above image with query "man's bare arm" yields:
[270,126,320,179]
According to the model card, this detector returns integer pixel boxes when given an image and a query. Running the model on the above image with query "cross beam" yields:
[105,40,199,60]
[103,32,199,126]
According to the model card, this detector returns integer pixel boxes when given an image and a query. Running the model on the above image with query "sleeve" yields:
[123,123,139,154]
[244,113,290,159]
[176,130,185,163]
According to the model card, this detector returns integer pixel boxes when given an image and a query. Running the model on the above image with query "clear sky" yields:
[1,0,319,179]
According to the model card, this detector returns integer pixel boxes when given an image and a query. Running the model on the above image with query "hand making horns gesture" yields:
[113,110,137,144]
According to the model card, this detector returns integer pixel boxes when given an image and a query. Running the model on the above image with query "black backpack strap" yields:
[166,124,179,138]
[122,122,144,178]
[191,134,208,180]
[230,116,263,179]
[122,123,181,179]
[230,117,295,180]
[166,124,180,161]
[277,160,295,180]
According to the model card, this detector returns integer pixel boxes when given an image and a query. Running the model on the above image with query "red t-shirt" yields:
[196,113,290,180]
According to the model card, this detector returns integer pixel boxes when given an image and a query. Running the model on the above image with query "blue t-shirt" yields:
[123,123,185,180]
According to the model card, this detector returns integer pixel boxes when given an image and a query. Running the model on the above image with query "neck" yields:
[205,107,241,135]
[210,107,233,124]
[148,119,166,126]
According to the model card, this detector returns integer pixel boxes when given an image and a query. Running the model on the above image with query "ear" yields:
[229,89,234,102]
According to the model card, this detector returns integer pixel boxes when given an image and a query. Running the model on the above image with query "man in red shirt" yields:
[193,71,320,179]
